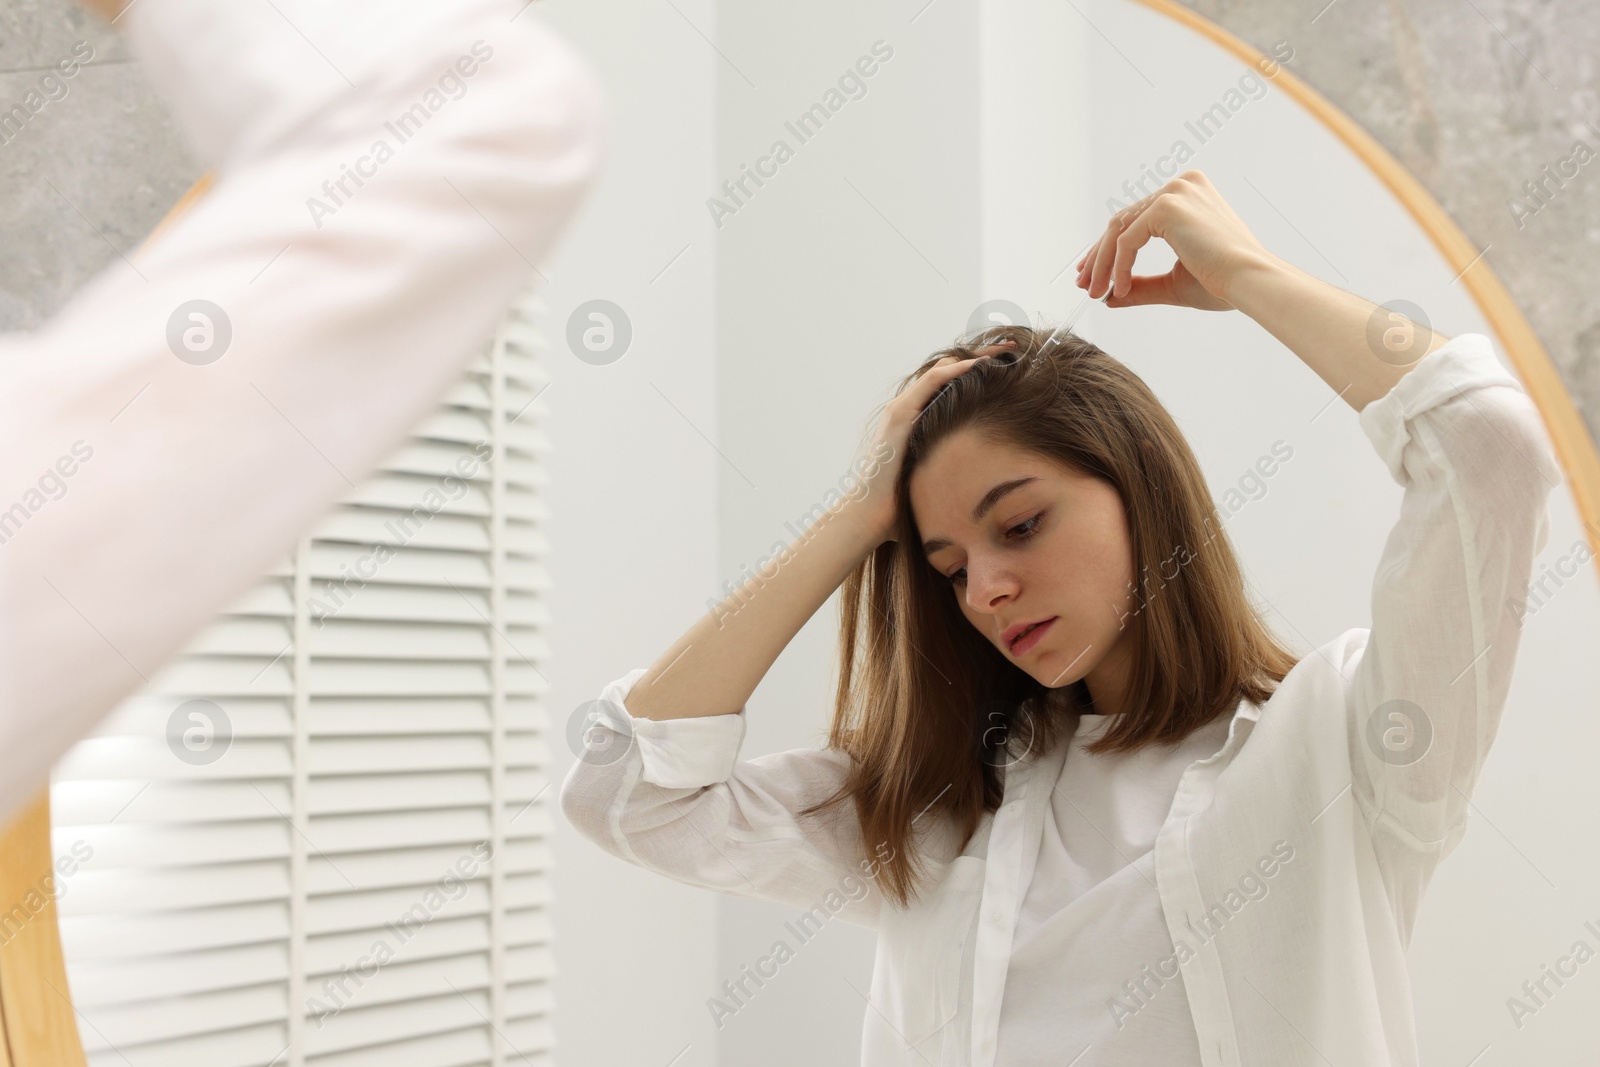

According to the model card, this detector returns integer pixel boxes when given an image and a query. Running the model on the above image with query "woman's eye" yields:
[1009,514,1042,539]
[944,513,1043,587]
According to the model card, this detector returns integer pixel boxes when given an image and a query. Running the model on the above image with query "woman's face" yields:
[909,426,1138,696]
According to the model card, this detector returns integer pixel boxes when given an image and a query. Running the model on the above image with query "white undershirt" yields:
[997,708,1235,1065]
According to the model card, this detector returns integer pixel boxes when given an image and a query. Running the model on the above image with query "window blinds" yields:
[49,287,556,1067]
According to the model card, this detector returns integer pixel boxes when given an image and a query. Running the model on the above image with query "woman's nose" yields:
[966,564,1016,610]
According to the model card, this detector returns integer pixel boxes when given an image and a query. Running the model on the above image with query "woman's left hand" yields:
[1074,170,1275,312]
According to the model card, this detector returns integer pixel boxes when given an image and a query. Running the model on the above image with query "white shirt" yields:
[0,0,605,825]
[560,330,1562,1067]
[999,709,1233,1064]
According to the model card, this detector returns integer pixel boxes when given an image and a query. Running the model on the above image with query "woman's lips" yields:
[1009,617,1056,655]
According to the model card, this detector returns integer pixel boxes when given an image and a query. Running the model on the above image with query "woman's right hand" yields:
[850,340,1019,545]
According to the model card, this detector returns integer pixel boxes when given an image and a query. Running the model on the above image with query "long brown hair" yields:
[799,323,1301,908]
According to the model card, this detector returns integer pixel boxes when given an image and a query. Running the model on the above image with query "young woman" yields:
[560,170,1561,1066]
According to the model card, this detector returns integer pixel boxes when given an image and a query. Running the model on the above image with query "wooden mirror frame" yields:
[2,4,1593,1062]
[1132,0,1600,557]
[0,792,87,1066]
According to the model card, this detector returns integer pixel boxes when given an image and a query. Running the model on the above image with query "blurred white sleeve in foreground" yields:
[0,0,607,824]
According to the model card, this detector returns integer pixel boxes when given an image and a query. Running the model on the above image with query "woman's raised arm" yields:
[1076,169,1565,908]
[1339,335,1558,885]
[621,346,1015,722]
[1077,168,1450,415]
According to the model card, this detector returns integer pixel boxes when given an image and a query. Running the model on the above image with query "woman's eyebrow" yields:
[921,476,1039,556]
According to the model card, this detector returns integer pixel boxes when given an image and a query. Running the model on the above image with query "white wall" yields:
[538,0,721,1064]
[710,1,986,1063]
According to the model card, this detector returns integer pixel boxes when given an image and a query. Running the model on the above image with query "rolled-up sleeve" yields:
[1345,332,1562,875]
[560,669,885,930]
[593,669,751,789]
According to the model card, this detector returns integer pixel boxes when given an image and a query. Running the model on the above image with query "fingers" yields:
[1103,271,1171,308]
[1109,203,1159,300]
[877,340,1019,464]
[1076,176,1206,299]
[1086,219,1122,300]
[922,354,979,384]
[1079,198,1137,298]
[933,340,1015,368]
[925,354,991,379]
[1075,225,1102,286]
[918,341,1014,395]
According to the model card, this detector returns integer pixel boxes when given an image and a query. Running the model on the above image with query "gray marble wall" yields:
[0,0,198,330]
[1179,0,1600,441]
